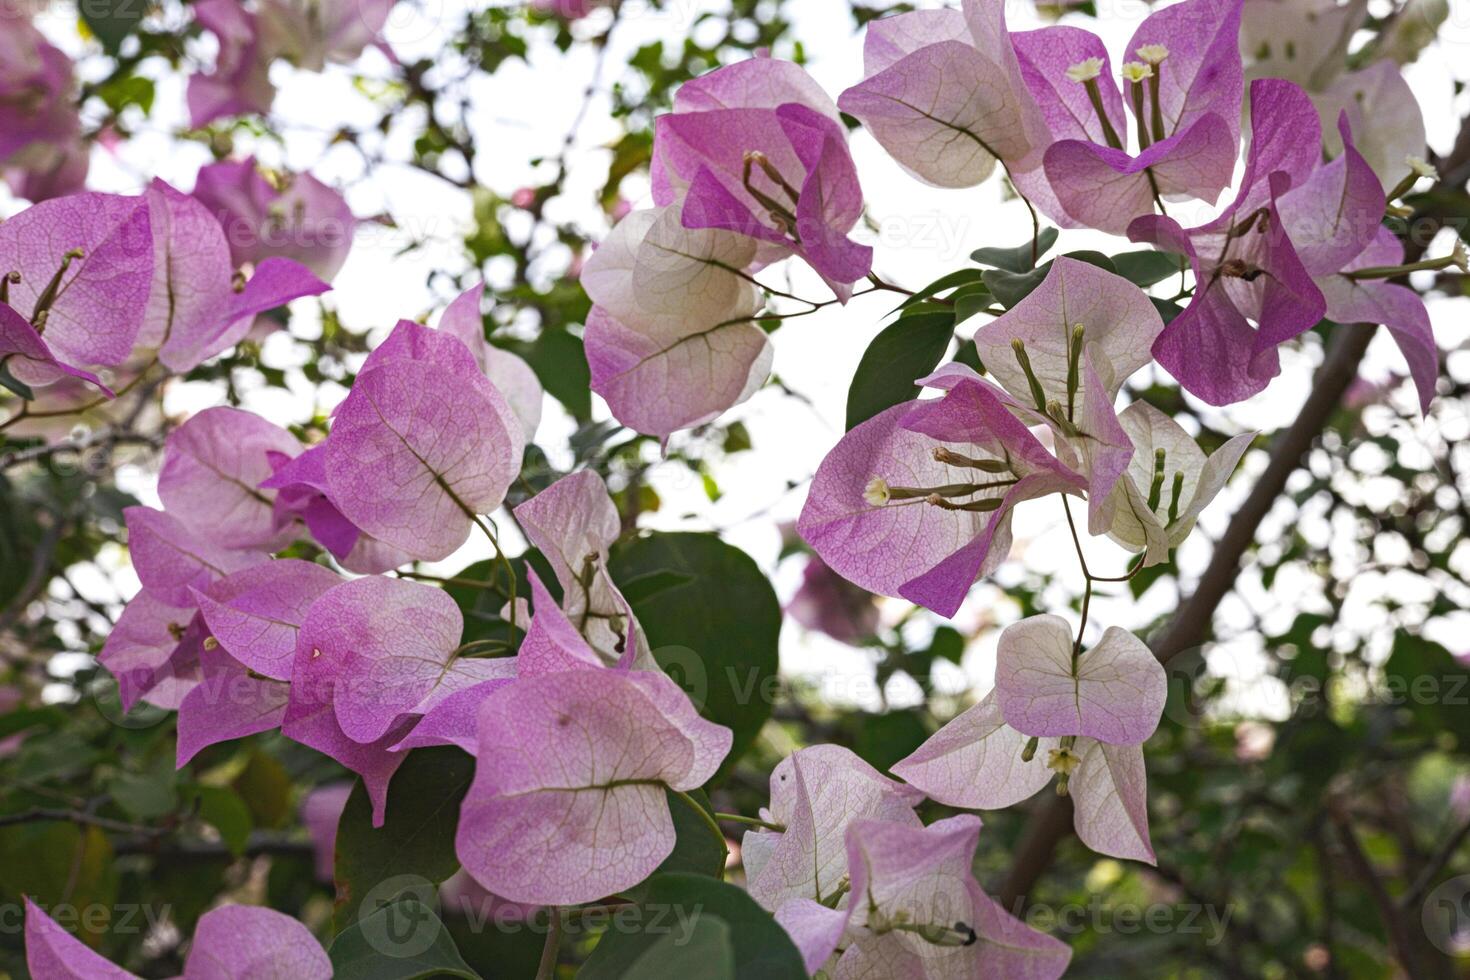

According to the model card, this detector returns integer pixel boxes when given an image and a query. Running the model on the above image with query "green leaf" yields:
[616,569,695,605]
[187,785,253,857]
[81,0,146,53]
[1112,249,1184,287]
[231,750,293,828]
[0,363,34,400]
[892,268,986,313]
[851,710,930,773]
[580,874,805,980]
[983,250,1115,309]
[523,328,591,421]
[609,533,781,780]
[625,789,726,901]
[328,898,481,980]
[110,755,178,820]
[334,747,475,929]
[844,310,954,429]
[1151,297,1185,324]
[626,915,736,979]
[970,227,1059,272]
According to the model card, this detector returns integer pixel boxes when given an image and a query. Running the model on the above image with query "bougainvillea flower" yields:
[1129,79,1326,405]
[187,0,275,126]
[970,257,1164,528]
[892,692,1156,862]
[260,444,412,574]
[1314,60,1426,190]
[0,192,153,381]
[191,558,342,679]
[324,319,523,561]
[192,157,358,280]
[1101,402,1255,564]
[25,899,331,980]
[837,1,1045,188]
[389,676,514,753]
[779,815,1072,978]
[139,180,328,372]
[98,588,208,712]
[743,745,922,916]
[994,615,1166,745]
[294,575,507,745]
[255,0,395,72]
[300,782,353,880]
[0,15,87,202]
[514,470,653,665]
[581,203,768,440]
[183,903,332,979]
[652,57,872,299]
[1010,0,1243,234]
[516,567,630,675]
[1240,0,1364,90]
[785,553,880,645]
[158,407,304,550]
[176,641,290,765]
[799,378,1085,617]
[123,506,261,607]
[437,282,544,441]
[456,668,731,905]
[1316,226,1438,411]
[24,896,138,980]
[0,301,109,393]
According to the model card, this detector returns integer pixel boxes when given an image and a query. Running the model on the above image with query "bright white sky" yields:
[18,0,1470,717]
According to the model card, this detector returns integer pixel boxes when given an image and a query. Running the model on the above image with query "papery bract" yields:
[581,203,768,440]
[176,642,290,765]
[158,406,303,550]
[514,469,652,664]
[0,192,153,379]
[791,815,1071,979]
[324,320,523,561]
[743,745,922,915]
[438,283,544,441]
[98,589,206,713]
[455,668,731,905]
[652,57,872,299]
[301,782,353,880]
[0,302,109,393]
[994,615,1165,744]
[24,897,138,980]
[1315,60,1426,191]
[892,692,1156,863]
[191,558,342,680]
[182,904,332,979]
[0,14,87,202]
[799,379,1085,617]
[187,0,275,126]
[1013,0,1243,234]
[837,2,1043,189]
[139,180,328,372]
[260,444,412,573]
[1129,79,1327,405]
[786,553,881,645]
[1240,0,1364,89]
[123,506,261,608]
[1101,401,1255,563]
[192,157,358,280]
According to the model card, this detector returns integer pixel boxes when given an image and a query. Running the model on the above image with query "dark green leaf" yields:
[982,266,1048,309]
[187,785,253,857]
[1113,249,1184,287]
[0,363,34,400]
[844,311,953,429]
[893,268,986,313]
[625,789,725,901]
[328,899,480,980]
[970,227,1059,272]
[609,533,781,780]
[523,328,591,421]
[334,748,475,928]
[1151,297,1185,324]
[626,915,736,979]
[81,0,146,53]
[580,873,805,980]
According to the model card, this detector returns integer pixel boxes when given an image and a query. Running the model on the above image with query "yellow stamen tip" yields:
[1120,61,1153,83]
[1136,44,1169,65]
[1064,57,1105,83]
[863,477,891,507]
[1406,155,1437,179]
